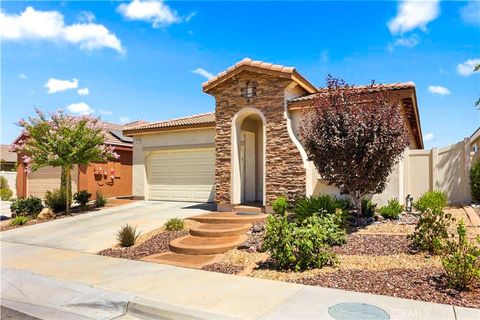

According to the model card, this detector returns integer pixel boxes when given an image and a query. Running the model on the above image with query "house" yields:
[14,122,134,200]
[469,127,480,160]
[1,144,17,171]
[123,58,423,212]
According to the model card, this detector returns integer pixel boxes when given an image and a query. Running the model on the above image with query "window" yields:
[242,81,257,98]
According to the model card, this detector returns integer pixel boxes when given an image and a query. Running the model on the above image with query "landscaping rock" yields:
[375,215,385,222]
[252,225,263,233]
[37,208,54,220]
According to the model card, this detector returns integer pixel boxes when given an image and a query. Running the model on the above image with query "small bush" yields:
[409,208,453,254]
[272,197,288,216]
[0,188,13,201]
[471,160,480,201]
[95,191,107,207]
[263,213,346,271]
[0,176,9,189]
[294,194,350,221]
[378,199,403,220]
[73,190,92,210]
[164,218,185,231]
[441,220,480,290]
[414,191,448,213]
[10,216,30,226]
[44,189,67,214]
[117,224,140,247]
[10,196,43,217]
[361,198,376,218]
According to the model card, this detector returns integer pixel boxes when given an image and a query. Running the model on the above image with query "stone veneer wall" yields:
[210,71,306,205]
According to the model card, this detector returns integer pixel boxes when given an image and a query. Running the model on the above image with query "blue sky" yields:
[1,0,479,149]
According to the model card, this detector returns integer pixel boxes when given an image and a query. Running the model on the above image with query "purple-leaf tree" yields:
[301,76,410,221]
[11,109,119,213]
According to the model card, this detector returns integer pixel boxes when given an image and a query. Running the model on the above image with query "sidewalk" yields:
[1,241,478,320]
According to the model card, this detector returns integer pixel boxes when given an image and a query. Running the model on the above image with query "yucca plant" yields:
[116,224,140,247]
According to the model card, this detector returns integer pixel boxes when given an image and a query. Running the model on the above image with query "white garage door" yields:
[147,148,215,202]
[27,166,78,199]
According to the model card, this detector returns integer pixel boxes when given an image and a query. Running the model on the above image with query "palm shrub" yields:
[441,220,480,290]
[409,208,453,254]
[10,196,43,217]
[164,218,185,231]
[471,160,480,201]
[293,194,350,221]
[378,199,403,220]
[95,191,107,207]
[44,189,67,214]
[73,190,92,210]
[414,191,448,213]
[117,224,140,247]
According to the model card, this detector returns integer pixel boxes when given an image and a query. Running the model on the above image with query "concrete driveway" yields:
[0,201,215,253]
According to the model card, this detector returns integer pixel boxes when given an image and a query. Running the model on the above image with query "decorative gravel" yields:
[332,234,413,255]
[293,268,480,309]
[202,262,244,275]
[240,222,265,252]
[98,230,188,260]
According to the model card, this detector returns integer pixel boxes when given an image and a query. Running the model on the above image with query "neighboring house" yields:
[1,144,17,171]
[14,122,135,200]
[123,58,423,211]
[469,127,480,159]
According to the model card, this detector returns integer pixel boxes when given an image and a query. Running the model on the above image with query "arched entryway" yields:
[231,108,266,205]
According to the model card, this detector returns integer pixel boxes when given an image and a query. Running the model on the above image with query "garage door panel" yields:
[147,148,214,202]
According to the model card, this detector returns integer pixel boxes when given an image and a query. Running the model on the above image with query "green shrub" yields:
[361,198,376,218]
[73,190,92,210]
[378,199,403,220]
[164,218,185,231]
[95,191,107,207]
[10,216,30,226]
[441,220,480,290]
[0,176,9,189]
[117,224,140,247]
[263,213,346,271]
[272,197,288,216]
[409,208,453,254]
[10,196,43,217]
[471,160,480,201]
[294,194,350,221]
[414,191,448,213]
[44,189,67,214]
[0,188,13,201]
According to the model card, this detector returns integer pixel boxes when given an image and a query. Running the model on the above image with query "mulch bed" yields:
[202,262,244,275]
[98,230,188,260]
[332,234,413,256]
[293,268,480,309]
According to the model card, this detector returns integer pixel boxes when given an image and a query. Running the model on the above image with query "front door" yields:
[240,131,256,202]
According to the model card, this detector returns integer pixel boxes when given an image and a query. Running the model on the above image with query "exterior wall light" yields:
[405,194,413,212]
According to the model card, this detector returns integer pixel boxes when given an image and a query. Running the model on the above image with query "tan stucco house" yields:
[123,58,423,212]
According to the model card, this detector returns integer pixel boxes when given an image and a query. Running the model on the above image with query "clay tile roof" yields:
[202,58,317,93]
[288,82,416,103]
[123,112,215,133]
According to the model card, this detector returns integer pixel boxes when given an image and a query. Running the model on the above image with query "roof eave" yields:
[123,122,216,136]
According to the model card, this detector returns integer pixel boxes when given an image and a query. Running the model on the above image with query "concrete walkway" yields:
[0,201,215,253]
[2,241,478,320]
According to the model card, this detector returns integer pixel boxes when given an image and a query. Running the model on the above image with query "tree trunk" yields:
[353,192,362,226]
[63,165,72,213]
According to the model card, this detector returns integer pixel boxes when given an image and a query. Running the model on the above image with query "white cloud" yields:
[424,133,434,142]
[77,11,95,23]
[457,58,480,77]
[388,0,440,35]
[77,88,89,96]
[99,109,112,115]
[45,78,78,94]
[388,35,419,51]
[117,0,182,27]
[460,1,480,26]
[428,85,451,96]
[192,68,213,79]
[17,73,27,79]
[119,116,131,124]
[0,7,124,53]
[66,102,95,115]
